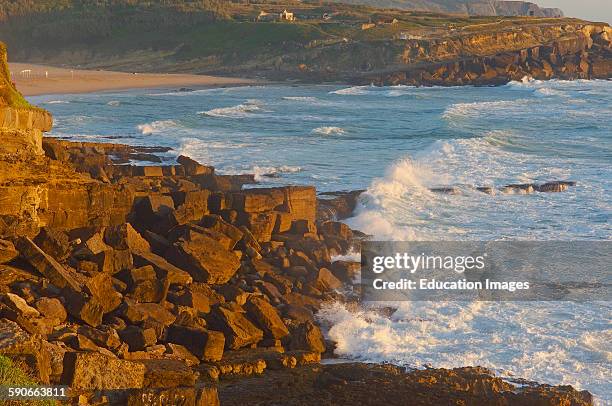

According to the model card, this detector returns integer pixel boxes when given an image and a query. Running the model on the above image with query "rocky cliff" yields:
[271,21,612,86]
[329,0,564,17]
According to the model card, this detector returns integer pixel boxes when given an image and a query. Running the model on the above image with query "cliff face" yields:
[268,21,612,86]
[329,0,563,17]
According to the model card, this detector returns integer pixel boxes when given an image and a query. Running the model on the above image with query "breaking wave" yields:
[136,120,178,135]
[201,100,265,118]
[329,86,371,96]
[107,100,121,106]
[44,100,70,104]
[312,126,346,135]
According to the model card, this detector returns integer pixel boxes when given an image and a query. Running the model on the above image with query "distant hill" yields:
[325,0,563,17]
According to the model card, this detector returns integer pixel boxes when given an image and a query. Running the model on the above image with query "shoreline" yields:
[9,63,260,96]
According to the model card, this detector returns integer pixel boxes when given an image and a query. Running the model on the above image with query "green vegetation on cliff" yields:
[0,41,32,108]
[0,355,56,406]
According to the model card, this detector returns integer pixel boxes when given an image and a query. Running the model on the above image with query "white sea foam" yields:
[442,99,530,119]
[251,165,302,181]
[312,126,346,135]
[137,120,177,135]
[44,100,70,104]
[201,100,265,118]
[331,249,361,263]
[317,301,612,405]
[282,96,320,102]
[107,100,121,106]
[329,86,371,96]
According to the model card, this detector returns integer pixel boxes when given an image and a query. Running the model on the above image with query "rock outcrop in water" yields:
[0,43,595,405]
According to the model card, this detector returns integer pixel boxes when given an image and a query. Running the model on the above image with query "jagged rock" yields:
[77,325,121,350]
[244,296,289,339]
[320,221,353,240]
[177,155,214,176]
[34,297,67,322]
[208,306,264,350]
[289,321,326,353]
[170,190,210,225]
[313,268,343,291]
[0,239,18,263]
[133,250,193,286]
[104,223,151,252]
[167,288,211,313]
[120,326,158,351]
[166,325,225,362]
[0,318,51,383]
[282,304,315,323]
[63,289,104,327]
[121,300,176,326]
[330,261,360,284]
[535,181,570,192]
[166,232,240,284]
[3,292,40,318]
[83,272,123,313]
[33,227,70,261]
[61,352,145,389]
[165,343,200,366]
[91,248,133,274]
[15,237,82,292]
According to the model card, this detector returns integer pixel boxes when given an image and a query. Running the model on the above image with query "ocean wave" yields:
[317,301,612,404]
[282,96,320,102]
[137,120,178,135]
[200,100,265,118]
[107,100,121,106]
[43,100,70,104]
[312,126,346,135]
[329,86,371,96]
[345,158,441,241]
[442,99,530,120]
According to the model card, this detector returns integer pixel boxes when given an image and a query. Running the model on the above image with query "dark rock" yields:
[15,237,82,292]
[208,306,264,350]
[244,296,289,339]
[166,325,225,362]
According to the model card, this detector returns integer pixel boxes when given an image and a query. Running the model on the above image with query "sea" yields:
[31,78,611,404]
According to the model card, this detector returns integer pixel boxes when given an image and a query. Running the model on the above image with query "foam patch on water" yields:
[44,100,70,104]
[330,86,371,96]
[250,165,302,181]
[442,100,530,120]
[201,99,266,118]
[312,126,346,135]
[137,120,178,135]
[317,301,612,404]
[283,96,320,103]
[107,100,121,106]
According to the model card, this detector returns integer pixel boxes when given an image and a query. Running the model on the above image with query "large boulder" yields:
[244,296,289,339]
[208,306,264,350]
[61,352,145,390]
[166,233,240,285]
[166,325,225,362]
[15,237,82,292]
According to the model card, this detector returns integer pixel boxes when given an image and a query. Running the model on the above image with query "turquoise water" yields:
[32,79,611,402]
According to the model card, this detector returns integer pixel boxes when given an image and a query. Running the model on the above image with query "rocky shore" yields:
[0,46,596,405]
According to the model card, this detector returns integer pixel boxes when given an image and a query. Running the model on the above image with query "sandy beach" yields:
[9,63,257,96]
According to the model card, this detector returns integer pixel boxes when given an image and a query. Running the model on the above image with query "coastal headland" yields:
[0,2,610,87]
[0,39,599,405]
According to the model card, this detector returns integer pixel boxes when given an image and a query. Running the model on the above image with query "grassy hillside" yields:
[0,0,586,80]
